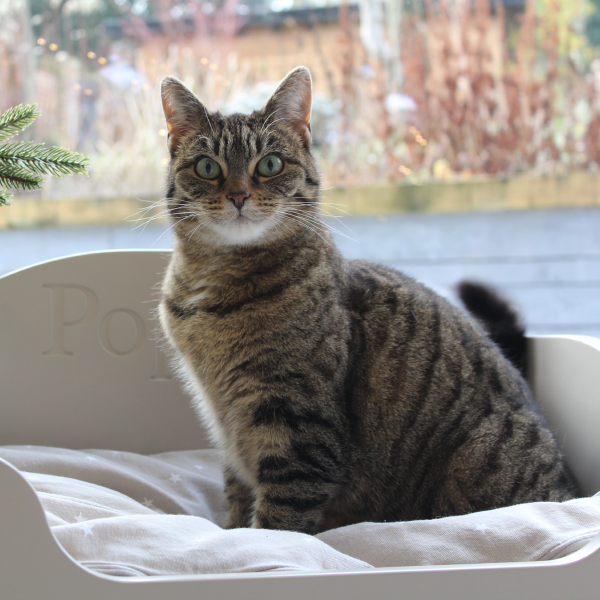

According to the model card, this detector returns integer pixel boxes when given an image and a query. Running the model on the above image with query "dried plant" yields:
[393,0,597,180]
[1,0,597,199]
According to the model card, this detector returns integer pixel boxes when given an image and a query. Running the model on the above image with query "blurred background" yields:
[1,0,599,337]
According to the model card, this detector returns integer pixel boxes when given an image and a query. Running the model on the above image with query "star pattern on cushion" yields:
[79,522,95,537]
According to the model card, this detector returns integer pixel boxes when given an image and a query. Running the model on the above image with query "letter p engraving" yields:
[43,284,99,356]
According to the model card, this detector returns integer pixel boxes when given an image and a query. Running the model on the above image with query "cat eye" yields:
[257,155,284,177]
[196,157,221,180]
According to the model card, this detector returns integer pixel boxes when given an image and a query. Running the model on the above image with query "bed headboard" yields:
[1,250,599,495]
[0,250,210,454]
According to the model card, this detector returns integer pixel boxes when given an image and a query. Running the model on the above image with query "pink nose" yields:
[228,191,250,209]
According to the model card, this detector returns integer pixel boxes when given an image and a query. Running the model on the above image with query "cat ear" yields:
[263,67,312,145]
[161,76,208,153]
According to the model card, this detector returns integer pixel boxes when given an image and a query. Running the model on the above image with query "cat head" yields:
[161,67,322,248]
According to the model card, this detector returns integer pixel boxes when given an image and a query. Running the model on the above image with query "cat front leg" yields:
[223,466,255,529]
[250,451,343,535]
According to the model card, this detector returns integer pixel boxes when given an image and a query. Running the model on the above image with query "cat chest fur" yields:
[159,252,349,488]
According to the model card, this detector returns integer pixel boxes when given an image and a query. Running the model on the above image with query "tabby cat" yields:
[158,67,578,534]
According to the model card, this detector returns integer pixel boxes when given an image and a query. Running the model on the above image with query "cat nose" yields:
[227,191,250,210]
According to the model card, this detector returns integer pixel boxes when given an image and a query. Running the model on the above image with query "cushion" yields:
[1,446,599,576]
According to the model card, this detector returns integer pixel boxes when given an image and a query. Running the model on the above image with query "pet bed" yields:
[1,250,600,600]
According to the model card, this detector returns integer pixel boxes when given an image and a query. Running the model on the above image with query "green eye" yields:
[196,157,221,180]
[257,155,284,177]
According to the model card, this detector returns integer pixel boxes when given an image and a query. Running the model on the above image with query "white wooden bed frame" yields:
[1,249,599,600]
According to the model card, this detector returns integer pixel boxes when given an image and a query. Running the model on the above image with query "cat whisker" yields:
[323,204,354,218]
[282,202,353,219]
[128,209,169,223]
[270,214,297,238]
[136,197,171,208]
[288,198,351,213]
[125,197,179,221]
[319,210,358,238]
[185,216,212,240]
[260,117,287,139]
[259,108,283,138]
[273,210,334,246]
[322,203,353,215]
[150,214,198,247]
[130,216,168,233]
[277,203,355,233]
[129,208,198,234]
[323,218,358,240]
[277,213,332,246]
[126,203,168,221]
[202,105,216,137]
[129,212,173,233]
[286,199,354,217]
[282,206,334,225]
[278,207,357,242]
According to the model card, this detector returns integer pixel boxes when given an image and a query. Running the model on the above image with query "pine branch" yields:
[0,103,89,205]
[0,189,12,206]
[0,162,43,192]
[0,104,40,142]
[0,141,90,177]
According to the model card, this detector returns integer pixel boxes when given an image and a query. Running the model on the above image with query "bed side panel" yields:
[529,335,600,496]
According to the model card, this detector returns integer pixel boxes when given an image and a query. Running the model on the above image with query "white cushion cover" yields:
[1,446,598,576]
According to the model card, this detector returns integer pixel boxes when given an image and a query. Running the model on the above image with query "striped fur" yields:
[158,67,578,534]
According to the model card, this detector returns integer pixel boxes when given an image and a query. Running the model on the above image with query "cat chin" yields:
[209,217,275,247]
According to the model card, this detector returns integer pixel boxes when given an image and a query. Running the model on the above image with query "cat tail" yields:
[457,280,528,379]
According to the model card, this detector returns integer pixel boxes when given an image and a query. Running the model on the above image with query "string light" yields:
[37,38,46,45]
[200,57,208,64]
[84,88,93,96]
[49,43,58,51]
[73,84,81,90]
[209,63,217,70]
[399,165,411,175]
[87,51,96,59]
[158,129,167,137]
[98,57,107,65]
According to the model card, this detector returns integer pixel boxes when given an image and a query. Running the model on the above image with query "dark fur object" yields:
[457,281,528,379]
[158,67,578,534]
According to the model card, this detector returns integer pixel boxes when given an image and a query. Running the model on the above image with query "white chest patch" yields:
[211,217,272,246]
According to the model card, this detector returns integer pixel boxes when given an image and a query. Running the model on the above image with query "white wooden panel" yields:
[529,335,600,496]
[0,250,209,454]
